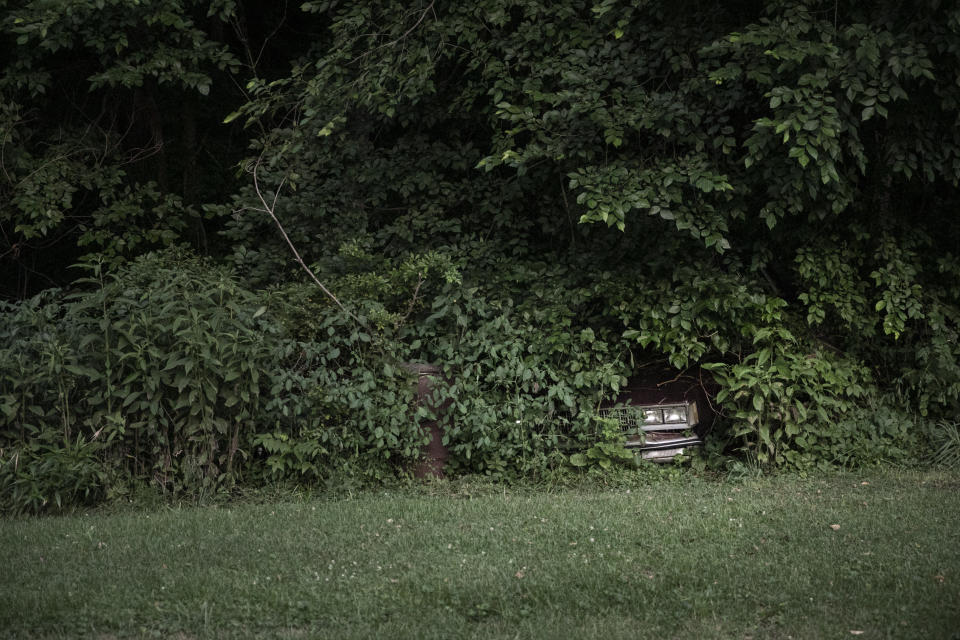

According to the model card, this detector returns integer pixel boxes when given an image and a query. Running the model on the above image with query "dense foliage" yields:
[2,0,958,512]
[0,0,303,297]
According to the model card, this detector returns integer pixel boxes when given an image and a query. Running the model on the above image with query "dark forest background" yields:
[1,0,958,512]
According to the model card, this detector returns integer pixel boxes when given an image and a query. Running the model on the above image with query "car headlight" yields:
[643,408,663,425]
[663,406,687,423]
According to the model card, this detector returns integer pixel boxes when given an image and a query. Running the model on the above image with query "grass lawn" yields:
[1,468,958,639]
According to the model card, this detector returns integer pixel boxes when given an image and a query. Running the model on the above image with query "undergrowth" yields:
[0,246,954,515]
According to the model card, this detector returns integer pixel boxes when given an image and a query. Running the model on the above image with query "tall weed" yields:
[0,249,281,510]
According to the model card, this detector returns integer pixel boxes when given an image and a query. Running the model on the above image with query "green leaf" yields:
[569,453,588,467]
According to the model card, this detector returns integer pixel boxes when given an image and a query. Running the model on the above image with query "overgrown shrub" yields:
[217,0,960,476]
[1,241,950,514]
[248,253,638,480]
[0,436,107,515]
[265,247,944,477]
[0,249,284,510]
[247,309,424,484]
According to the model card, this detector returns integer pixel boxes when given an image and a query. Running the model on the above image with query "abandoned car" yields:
[599,371,714,462]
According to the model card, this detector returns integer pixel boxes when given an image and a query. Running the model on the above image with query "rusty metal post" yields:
[402,363,450,479]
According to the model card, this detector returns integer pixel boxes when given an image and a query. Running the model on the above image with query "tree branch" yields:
[245,156,361,325]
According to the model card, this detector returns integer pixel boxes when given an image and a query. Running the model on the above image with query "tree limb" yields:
[246,156,361,325]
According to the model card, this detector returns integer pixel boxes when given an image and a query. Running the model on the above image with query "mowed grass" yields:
[1,469,958,639]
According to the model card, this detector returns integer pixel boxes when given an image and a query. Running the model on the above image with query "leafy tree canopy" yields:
[222,0,959,415]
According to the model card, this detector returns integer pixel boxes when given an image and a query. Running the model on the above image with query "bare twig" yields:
[231,1,289,75]
[245,156,361,325]
[395,271,425,329]
[559,175,576,247]
[698,366,725,421]
[656,366,691,388]
[348,1,436,66]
